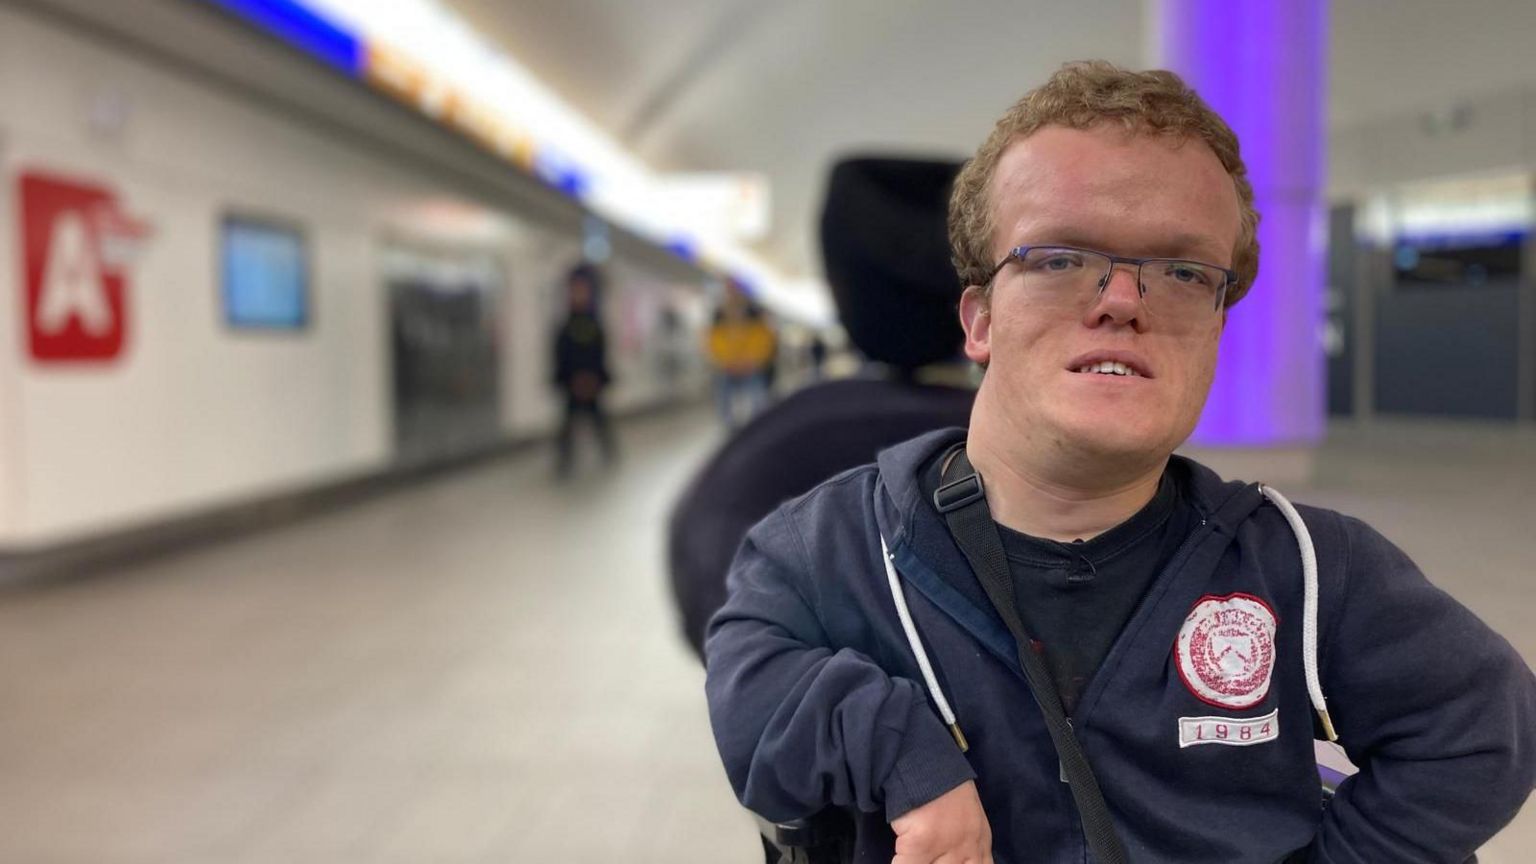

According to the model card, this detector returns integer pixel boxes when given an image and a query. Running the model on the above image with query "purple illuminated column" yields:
[1152,0,1328,447]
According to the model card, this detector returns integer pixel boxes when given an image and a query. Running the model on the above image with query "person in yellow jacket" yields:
[707,288,777,429]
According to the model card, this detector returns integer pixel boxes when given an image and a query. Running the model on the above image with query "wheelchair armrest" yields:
[751,807,855,861]
[769,816,812,847]
[751,814,828,849]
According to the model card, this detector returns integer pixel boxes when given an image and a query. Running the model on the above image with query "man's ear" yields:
[959,286,992,366]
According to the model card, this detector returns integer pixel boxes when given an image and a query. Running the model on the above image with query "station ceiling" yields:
[448,0,1536,281]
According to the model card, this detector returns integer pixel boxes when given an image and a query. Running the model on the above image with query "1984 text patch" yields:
[1179,708,1279,748]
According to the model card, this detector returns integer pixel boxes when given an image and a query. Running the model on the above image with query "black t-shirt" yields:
[924,450,1196,717]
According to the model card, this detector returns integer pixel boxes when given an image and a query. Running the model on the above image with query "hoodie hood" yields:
[872,428,1266,556]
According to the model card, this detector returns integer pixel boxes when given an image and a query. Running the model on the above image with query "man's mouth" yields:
[1075,360,1142,378]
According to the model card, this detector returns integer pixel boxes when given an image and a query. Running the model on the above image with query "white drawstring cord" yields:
[880,534,968,752]
[1260,485,1338,742]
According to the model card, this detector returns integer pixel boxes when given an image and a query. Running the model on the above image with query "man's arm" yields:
[703,506,976,824]
[1311,516,1536,862]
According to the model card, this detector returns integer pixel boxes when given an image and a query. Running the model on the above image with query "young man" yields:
[705,62,1535,863]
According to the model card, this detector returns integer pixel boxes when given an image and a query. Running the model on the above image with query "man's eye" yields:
[1037,254,1083,272]
[1167,264,1210,285]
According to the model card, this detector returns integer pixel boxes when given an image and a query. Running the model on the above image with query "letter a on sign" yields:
[20,172,146,363]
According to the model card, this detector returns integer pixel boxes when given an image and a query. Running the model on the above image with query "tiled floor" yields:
[0,409,1531,863]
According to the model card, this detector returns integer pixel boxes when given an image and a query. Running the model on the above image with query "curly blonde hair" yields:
[948,61,1259,307]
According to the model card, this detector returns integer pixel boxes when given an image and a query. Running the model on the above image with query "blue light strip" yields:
[532,149,592,200]
[730,274,759,298]
[1396,228,1526,248]
[204,0,710,278]
[664,236,697,263]
[204,0,363,77]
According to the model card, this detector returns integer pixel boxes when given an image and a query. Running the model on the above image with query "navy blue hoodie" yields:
[705,429,1536,863]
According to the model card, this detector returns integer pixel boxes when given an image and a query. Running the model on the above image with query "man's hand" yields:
[889,780,992,863]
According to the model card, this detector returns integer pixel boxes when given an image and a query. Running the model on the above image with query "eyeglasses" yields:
[986,245,1234,317]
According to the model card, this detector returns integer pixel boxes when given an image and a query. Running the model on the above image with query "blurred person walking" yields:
[806,332,829,383]
[706,286,776,429]
[551,263,616,478]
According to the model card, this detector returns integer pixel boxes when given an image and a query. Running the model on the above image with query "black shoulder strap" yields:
[935,446,1129,864]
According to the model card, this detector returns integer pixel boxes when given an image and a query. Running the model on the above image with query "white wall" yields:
[604,256,710,412]
[0,128,19,541]
[0,6,705,549]
[0,4,388,546]
[1329,86,1536,199]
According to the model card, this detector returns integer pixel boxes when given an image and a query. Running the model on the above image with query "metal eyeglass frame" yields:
[985,245,1236,312]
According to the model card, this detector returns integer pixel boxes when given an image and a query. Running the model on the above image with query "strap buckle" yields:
[933,473,985,513]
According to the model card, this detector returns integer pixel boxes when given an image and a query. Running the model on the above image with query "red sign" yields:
[19,171,147,363]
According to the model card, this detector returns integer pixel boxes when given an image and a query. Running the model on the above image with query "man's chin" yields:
[1052,418,1172,469]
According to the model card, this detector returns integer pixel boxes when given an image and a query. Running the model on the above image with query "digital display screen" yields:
[1393,230,1523,289]
[222,216,308,329]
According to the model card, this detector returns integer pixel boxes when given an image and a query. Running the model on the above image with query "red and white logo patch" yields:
[1174,593,1277,709]
[19,171,149,363]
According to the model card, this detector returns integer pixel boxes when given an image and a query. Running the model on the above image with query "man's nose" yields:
[1084,262,1145,328]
